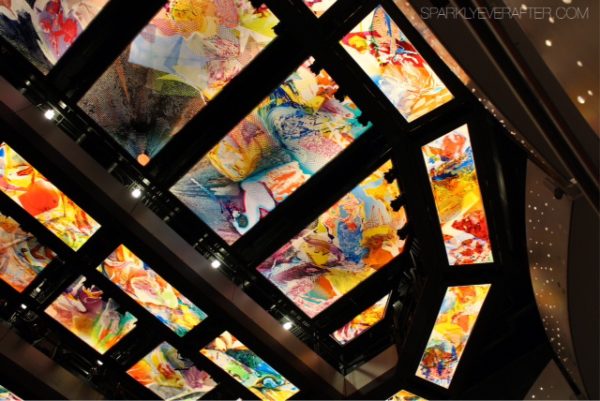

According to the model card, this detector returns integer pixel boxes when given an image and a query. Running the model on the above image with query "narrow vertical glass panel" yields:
[0,143,101,250]
[257,160,407,318]
[98,245,207,336]
[45,275,137,354]
[421,124,493,265]
[340,5,453,122]
[331,293,389,345]
[0,212,55,292]
[78,0,278,164]
[303,0,336,17]
[171,59,370,245]
[128,341,217,400]
[200,331,299,401]
[0,384,22,401]
[387,389,427,401]
[0,0,109,73]
[416,284,491,388]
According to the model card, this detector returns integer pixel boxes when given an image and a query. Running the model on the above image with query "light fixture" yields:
[282,321,293,331]
[131,187,142,198]
[587,90,594,96]
[577,60,583,67]
[211,260,221,269]
[96,360,104,366]
[43,109,56,120]
[577,96,586,104]
[20,304,27,310]
[544,39,552,47]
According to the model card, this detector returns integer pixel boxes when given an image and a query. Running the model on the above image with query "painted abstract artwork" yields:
[340,5,452,122]
[128,341,217,400]
[201,331,299,401]
[0,0,108,73]
[331,293,389,345]
[78,0,279,164]
[416,284,491,388]
[421,124,493,265]
[303,0,336,16]
[0,213,55,292]
[171,59,371,245]
[45,275,137,354]
[0,142,101,251]
[257,160,407,318]
[98,245,207,336]
[387,389,427,401]
[0,385,22,401]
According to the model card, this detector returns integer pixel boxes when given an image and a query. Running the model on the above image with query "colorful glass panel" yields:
[172,59,370,245]
[340,5,452,122]
[387,389,427,401]
[416,284,491,388]
[98,245,207,336]
[331,293,389,345]
[0,0,109,73]
[78,0,279,164]
[303,0,336,17]
[128,342,217,400]
[201,331,299,401]
[0,384,22,401]
[0,142,101,251]
[257,160,406,318]
[421,124,493,265]
[0,213,55,292]
[45,275,137,354]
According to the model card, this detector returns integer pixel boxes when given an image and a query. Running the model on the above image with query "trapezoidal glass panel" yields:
[128,341,217,400]
[387,389,427,401]
[416,284,491,388]
[171,58,371,245]
[0,0,109,73]
[340,5,453,122]
[330,293,389,345]
[78,0,279,165]
[98,244,207,336]
[45,275,137,354]
[0,142,101,250]
[257,159,407,318]
[200,331,299,401]
[0,384,22,401]
[421,124,493,265]
[0,212,56,292]
[303,0,337,17]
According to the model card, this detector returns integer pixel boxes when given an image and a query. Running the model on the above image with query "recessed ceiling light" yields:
[577,96,585,104]
[131,187,142,198]
[587,90,594,96]
[282,321,293,330]
[20,304,27,310]
[44,109,55,120]
[211,260,221,269]
[521,4,528,11]
[562,0,572,4]
[577,60,583,67]
[96,360,104,366]
[548,16,554,23]
[544,39,552,47]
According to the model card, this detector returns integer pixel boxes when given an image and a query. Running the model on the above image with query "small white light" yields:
[282,321,293,331]
[20,304,27,310]
[548,16,554,23]
[96,360,104,366]
[587,90,593,96]
[544,39,552,47]
[520,4,527,11]
[577,96,586,104]
[577,60,583,67]
[562,0,572,4]
[44,109,56,120]
[131,187,142,198]
[210,260,221,269]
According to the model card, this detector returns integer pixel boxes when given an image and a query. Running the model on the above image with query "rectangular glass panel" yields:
[78,0,279,164]
[0,213,55,292]
[421,124,493,265]
[98,245,207,336]
[416,284,491,388]
[171,59,371,245]
[0,384,22,401]
[257,160,407,318]
[0,0,109,73]
[387,389,427,401]
[340,5,453,122]
[45,275,137,354]
[200,331,299,401]
[128,341,217,400]
[0,143,101,251]
[331,293,389,345]
[303,0,336,17]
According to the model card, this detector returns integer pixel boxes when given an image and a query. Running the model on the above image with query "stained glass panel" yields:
[171,59,370,245]
[387,389,427,401]
[78,0,279,164]
[128,342,217,400]
[45,275,137,354]
[330,293,389,345]
[98,245,207,336]
[0,142,101,251]
[201,331,299,401]
[340,5,452,122]
[416,284,491,388]
[421,124,493,265]
[0,0,109,73]
[0,213,55,292]
[257,160,407,318]
[0,384,22,401]
[303,0,336,17]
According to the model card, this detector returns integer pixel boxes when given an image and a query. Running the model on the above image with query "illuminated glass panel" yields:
[331,293,389,345]
[98,245,207,336]
[171,59,370,245]
[257,160,407,318]
[45,275,137,354]
[340,5,452,122]
[421,124,493,265]
[303,0,336,17]
[0,143,101,250]
[0,213,55,292]
[0,384,22,401]
[128,341,217,400]
[78,0,279,165]
[0,0,109,73]
[201,331,299,401]
[387,389,427,401]
[416,284,491,388]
